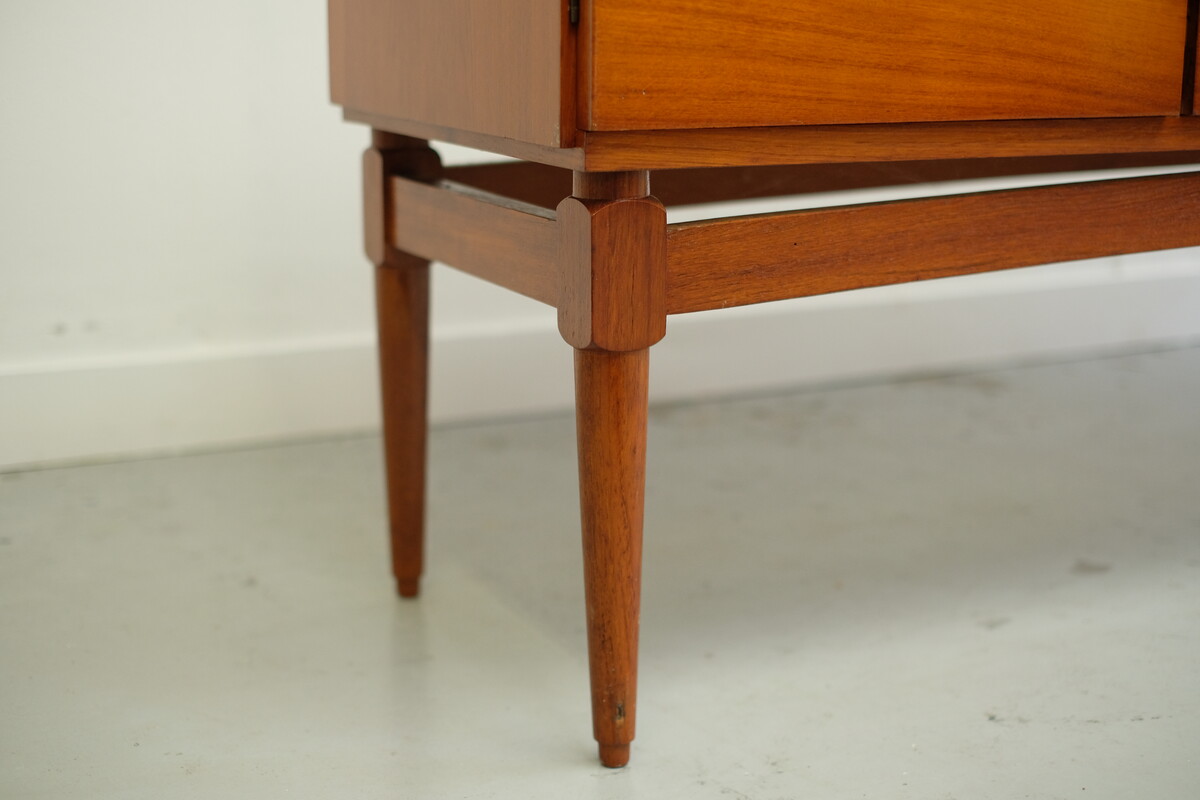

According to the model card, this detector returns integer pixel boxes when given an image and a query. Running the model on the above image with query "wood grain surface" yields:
[666,171,1200,313]
[330,0,567,146]
[366,136,441,599]
[375,261,430,598]
[584,0,1187,130]
[574,347,649,768]
[444,152,1200,211]
[363,132,441,266]
[579,118,1200,171]
[389,177,559,306]
[564,172,660,767]
[345,109,587,169]
[558,172,667,352]
[346,107,1200,175]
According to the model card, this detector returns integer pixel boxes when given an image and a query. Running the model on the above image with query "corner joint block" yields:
[557,195,668,352]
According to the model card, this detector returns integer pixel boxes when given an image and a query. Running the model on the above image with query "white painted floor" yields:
[3,346,1199,799]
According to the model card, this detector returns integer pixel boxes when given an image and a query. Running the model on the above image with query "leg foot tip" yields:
[396,577,420,598]
[598,743,630,768]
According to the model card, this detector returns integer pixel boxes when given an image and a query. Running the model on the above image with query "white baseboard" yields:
[3,255,1200,472]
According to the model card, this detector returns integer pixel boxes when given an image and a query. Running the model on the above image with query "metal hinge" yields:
[569,0,580,25]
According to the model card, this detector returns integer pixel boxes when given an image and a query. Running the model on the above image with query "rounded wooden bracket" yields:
[556,195,668,352]
[363,133,442,267]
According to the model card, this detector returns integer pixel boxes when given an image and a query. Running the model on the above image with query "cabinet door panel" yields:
[583,0,1188,130]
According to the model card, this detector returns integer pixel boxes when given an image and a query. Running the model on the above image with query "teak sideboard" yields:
[329,0,1200,767]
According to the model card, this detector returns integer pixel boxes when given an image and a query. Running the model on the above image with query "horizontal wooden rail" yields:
[389,176,559,306]
[445,152,1200,211]
[666,171,1200,314]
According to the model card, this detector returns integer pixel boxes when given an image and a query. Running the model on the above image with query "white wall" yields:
[2,1,1199,471]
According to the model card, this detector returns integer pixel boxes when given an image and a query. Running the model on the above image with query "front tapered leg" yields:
[574,348,649,768]
[559,170,666,766]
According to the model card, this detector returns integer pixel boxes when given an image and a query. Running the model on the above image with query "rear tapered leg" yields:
[375,259,430,598]
[365,132,441,597]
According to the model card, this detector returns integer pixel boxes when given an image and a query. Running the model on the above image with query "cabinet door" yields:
[582,0,1189,130]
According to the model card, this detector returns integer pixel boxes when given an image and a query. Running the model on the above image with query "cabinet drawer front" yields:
[583,0,1189,130]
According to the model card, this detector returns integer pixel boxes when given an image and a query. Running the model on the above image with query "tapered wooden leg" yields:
[574,347,649,768]
[365,131,441,598]
[375,259,430,598]
[559,170,665,767]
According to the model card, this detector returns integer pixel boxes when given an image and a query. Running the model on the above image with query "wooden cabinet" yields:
[329,0,1200,769]
[331,0,1199,150]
